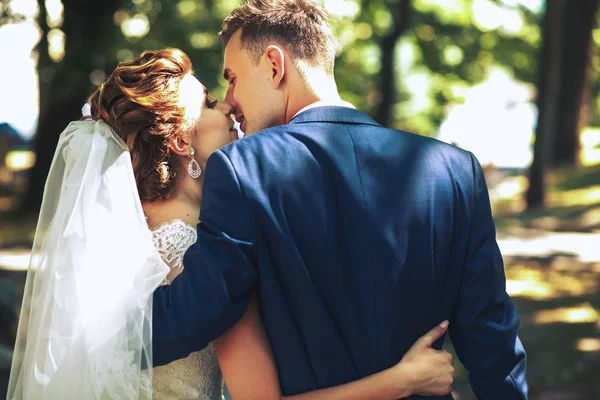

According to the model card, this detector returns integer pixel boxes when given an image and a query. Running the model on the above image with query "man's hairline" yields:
[221,28,333,80]
[221,31,291,80]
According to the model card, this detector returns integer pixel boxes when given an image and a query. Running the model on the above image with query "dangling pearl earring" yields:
[188,149,202,179]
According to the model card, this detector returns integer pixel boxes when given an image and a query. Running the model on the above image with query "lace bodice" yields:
[152,343,223,400]
[150,219,197,286]
[150,219,224,400]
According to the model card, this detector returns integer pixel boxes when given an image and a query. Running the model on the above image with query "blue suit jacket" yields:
[152,107,528,398]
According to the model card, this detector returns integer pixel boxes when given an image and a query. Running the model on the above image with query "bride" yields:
[7,48,454,399]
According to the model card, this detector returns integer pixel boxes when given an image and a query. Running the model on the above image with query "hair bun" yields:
[88,49,193,203]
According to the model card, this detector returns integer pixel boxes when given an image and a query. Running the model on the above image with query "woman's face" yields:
[180,74,237,169]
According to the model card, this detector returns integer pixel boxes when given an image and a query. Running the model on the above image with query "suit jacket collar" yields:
[289,106,382,127]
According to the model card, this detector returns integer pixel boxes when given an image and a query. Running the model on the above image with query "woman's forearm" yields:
[217,298,419,400]
[284,365,413,400]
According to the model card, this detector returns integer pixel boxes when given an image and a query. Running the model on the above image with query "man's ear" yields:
[264,45,285,88]
[169,136,190,157]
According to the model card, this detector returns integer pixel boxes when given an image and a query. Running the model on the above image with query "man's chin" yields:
[241,121,252,135]
[242,125,257,136]
[243,123,273,136]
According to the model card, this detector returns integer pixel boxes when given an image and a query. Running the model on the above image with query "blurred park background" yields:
[1,0,599,398]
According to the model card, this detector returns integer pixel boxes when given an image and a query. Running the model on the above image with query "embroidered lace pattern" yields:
[150,219,224,400]
[149,219,197,286]
[93,349,153,399]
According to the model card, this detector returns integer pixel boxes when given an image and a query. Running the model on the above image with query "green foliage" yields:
[103,0,234,97]
[54,0,544,136]
[323,0,542,135]
[394,0,540,135]
[19,0,548,134]
[554,162,600,191]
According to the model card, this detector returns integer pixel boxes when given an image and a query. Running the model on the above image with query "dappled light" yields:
[437,68,536,169]
[532,303,598,325]
[504,263,598,300]
[413,0,470,24]
[45,0,63,28]
[416,24,434,41]
[5,151,35,171]
[549,185,600,208]
[581,128,600,166]
[498,230,600,263]
[576,338,600,353]
[121,13,149,39]
[0,21,39,138]
[47,28,65,62]
[177,0,199,18]
[89,69,107,86]
[505,273,553,300]
[442,45,464,66]
[491,163,600,231]
[0,248,30,272]
[5,0,37,17]
[492,176,526,200]
[190,32,218,49]
[321,0,360,18]
[472,0,525,34]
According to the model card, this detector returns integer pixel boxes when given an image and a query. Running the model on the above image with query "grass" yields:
[493,162,600,233]
[446,255,600,400]
[554,163,600,192]
[465,162,600,400]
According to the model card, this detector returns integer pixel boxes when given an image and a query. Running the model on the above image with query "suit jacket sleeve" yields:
[152,149,258,366]
[449,152,528,399]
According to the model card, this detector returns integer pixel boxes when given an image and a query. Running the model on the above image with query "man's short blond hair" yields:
[219,0,337,76]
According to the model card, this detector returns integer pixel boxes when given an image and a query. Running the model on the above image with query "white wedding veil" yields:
[7,120,169,399]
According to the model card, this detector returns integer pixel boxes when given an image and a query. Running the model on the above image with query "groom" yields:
[152,0,528,398]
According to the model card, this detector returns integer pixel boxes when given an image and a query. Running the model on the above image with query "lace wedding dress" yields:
[149,219,224,400]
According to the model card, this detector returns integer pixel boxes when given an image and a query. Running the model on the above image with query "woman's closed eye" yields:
[207,98,218,109]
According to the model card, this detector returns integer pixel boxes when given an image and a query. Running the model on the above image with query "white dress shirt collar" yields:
[292,100,355,120]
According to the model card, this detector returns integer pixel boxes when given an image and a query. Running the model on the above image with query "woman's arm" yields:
[215,297,453,400]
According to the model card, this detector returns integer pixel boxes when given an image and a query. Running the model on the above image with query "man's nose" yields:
[217,100,234,116]
[224,85,236,109]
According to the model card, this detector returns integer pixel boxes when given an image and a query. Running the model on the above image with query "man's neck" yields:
[285,93,342,124]
[284,67,341,123]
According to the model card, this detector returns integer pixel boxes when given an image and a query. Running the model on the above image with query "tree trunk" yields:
[549,0,598,167]
[526,0,567,209]
[22,0,121,215]
[527,0,598,209]
[374,0,411,126]
[35,0,51,138]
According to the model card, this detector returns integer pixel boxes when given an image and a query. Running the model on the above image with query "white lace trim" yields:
[149,219,197,286]
[152,343,224,400]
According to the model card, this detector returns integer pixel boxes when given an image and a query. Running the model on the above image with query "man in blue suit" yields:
[152,0,528,398]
